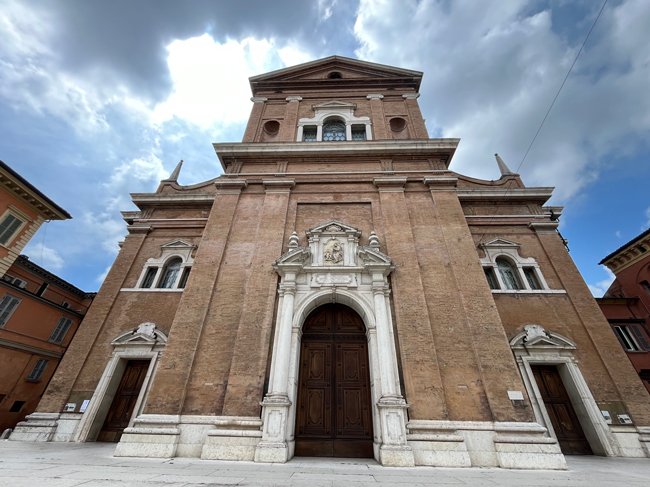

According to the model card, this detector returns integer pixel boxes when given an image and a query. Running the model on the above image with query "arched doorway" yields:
[295,303,373,458]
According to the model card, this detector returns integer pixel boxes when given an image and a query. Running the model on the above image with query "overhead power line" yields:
[515,0,608,174]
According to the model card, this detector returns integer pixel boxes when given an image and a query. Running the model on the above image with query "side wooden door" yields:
[295,304,373,457]
[532,365,592,455]
[97,359,149,442]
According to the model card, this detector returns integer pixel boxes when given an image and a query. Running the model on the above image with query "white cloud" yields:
[317,0,338,21]
[152,35,312,129]
[23,241,65,272]
[587,267,615,298]
[353,0,650,202]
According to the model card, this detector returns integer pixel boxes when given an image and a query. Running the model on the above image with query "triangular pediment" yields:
[161,239,194,249]
[481,238,520,248]
[313,100,356,109]
[250,56,422,92]
[307,220,361,237]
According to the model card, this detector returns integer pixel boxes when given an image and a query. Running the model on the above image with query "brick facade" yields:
[13,56,650,467]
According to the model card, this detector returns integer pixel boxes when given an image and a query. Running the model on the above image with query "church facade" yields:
[12,57,650,468]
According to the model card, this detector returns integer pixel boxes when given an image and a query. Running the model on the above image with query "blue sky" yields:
[0,0,648,293]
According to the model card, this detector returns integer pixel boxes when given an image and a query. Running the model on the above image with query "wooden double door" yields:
[97,359,149,442]
[295,304,374,458]
[531,365,592,455]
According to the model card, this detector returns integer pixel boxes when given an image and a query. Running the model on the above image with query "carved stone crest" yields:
[323,238,344,265]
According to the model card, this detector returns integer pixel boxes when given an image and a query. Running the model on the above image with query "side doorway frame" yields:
[510,324,615,456]
[73,323,167,442]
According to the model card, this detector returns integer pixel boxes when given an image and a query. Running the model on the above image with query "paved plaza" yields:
[0,440,649,486]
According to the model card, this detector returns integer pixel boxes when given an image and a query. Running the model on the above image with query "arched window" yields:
[322,118,346,141]
[157,258,182,289]
[496,257,522,290]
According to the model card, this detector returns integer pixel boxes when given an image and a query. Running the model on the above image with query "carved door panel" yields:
[98,359,149,442]
[295,304,373,458]
[532,365,592,455]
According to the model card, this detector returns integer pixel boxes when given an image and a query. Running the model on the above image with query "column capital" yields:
[250,96,268,103]
[262,179,295,193]
[367,93,384,100]
[285,95,303,102]
[528,221,559,233]
[215,179,247,194]
[402,93,420,100]
[374,177,407,192]
[423,175,458,190]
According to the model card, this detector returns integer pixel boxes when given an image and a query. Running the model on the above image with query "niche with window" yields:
[297,101,372,142]
[479,238,559,293]
[134,240,195,291]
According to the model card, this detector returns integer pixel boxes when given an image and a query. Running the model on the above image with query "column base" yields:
[113,414,180,458]
[255,393,292,463]
[201,416,262,461]
[10,413,60,442]
[379,445,415,467]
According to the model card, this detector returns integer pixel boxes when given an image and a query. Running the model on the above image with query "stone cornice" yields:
[456,188,553,204]
[0,161,71,220]
[214,140,459,172]
[600,228,650,274]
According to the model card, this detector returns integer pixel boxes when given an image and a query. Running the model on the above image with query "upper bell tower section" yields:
[242,56,429,143]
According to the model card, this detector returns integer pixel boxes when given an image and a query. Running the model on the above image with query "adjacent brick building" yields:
[0,161,93,433]
[0,255,94,432]
[597,229,650,394]
[12,57,650,468]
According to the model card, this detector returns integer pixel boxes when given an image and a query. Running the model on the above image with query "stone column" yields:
[222,180,294,416]
[371,274,415,466]
[367,94,388,140]
[280,96,302,141]
[242,97,267,142]
[255,277,297,462]
[402,93,429,138]
[373,177,446,420]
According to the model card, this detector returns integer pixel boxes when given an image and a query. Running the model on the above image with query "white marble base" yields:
[407,420,566,469]
[52,413,82,442]
[10,413,60,442]
[113,414,180,458]
[379,445,415,467]
[201,416,262,461]
[610,426,650,458]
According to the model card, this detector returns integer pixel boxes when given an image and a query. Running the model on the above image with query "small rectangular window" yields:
[0,294,21,326]
[302,126,317,142]
[484,267,499,290]
[178,267,191,289]
[614,325,640,352]
[523,267,542,290]
[9,400,26,412]
[351,125,367,141]
[141,267,158,288]
[27,359,48,381]
[0,213,24,245]
[49,317,73,343]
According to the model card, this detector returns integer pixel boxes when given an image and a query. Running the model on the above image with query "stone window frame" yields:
[296,101,372,142]
[0,207,28,247]
[0,293,21,326]
[49,316,73,344]
[479,238,564,294]
[124,240,195,292]
[26,358,48,381]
